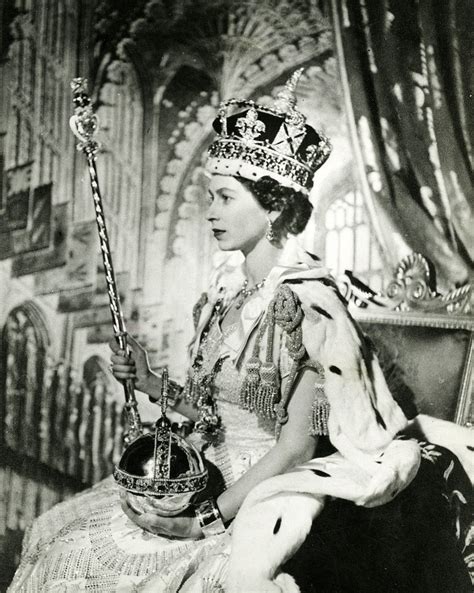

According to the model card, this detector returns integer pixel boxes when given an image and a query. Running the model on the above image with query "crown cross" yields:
[236,108,266,144]
[272,122,306,157]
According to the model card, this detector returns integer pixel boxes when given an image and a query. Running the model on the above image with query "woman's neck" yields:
[242,237,286,286]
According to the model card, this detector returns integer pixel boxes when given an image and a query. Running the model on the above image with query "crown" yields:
[113,369,208,516]
[206,69,332,195]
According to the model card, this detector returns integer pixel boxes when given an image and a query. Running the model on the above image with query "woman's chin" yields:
[214,238,236,251]
[217,243,236,252]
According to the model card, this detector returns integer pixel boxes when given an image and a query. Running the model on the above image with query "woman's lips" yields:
[212,229,225,237]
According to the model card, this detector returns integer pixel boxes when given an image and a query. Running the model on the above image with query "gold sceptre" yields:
[69,77,142,443]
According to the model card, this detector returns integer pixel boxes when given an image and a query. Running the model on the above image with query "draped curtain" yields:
[331,0,473,287]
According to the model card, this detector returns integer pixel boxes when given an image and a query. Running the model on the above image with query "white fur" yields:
[227,479,324,593]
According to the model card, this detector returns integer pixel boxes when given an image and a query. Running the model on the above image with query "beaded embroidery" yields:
[185,285,330,440]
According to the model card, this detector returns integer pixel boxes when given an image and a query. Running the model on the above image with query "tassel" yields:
[183,372,201,404]
[183,376,192,402]
[256,362,279,418]
[240,357,261,411]
[310,385,330,436]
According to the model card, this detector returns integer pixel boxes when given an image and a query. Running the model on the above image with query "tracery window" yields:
[0,303,49,459]
[3,1,78,201]
[324,190,385,291]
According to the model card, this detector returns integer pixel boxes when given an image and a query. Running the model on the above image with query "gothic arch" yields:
[0,300,51,458]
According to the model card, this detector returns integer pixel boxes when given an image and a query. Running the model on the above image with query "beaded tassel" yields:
[240,357,261,411]
[310,385,330,435]
[256,361,279,418]
[255,301,279,418]
[185,375,200,404]
[239,315,268,411]
[272,285,306,437]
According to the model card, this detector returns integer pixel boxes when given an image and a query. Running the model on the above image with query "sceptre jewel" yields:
[235,278,266,309]
[114,368,208,516]
[69,77,142,444]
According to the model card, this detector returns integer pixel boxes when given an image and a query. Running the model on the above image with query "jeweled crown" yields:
[206,69,332,195]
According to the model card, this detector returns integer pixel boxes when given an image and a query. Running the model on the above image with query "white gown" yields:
[9,322,276,593]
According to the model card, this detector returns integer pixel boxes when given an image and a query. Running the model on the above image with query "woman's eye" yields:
[221,194,232,202]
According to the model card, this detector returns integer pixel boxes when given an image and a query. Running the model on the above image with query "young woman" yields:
[9,71,471,593]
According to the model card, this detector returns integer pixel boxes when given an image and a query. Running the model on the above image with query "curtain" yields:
[332,0,473,287]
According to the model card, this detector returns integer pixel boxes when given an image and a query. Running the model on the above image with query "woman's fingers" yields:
[120,497,172,535]
[110,353,131,364]
[112,372,136,380]
[120,498,149,529]
[112,364,136,373]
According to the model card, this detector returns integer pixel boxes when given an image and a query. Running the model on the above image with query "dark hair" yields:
[237,176,313,242]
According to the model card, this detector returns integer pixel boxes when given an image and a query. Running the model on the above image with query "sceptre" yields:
[69,77,142,443]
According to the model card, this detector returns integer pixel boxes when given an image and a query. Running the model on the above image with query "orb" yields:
[113,421,208,517]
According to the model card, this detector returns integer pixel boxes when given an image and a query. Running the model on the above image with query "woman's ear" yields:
[267,210,280,223]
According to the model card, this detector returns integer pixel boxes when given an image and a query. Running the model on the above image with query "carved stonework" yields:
[111,0,331,98]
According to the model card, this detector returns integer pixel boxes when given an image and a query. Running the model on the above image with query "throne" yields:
[338,253,473,581]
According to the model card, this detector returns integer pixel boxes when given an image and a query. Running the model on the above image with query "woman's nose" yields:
[206,202,218,222]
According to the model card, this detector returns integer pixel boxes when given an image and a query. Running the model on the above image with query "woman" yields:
[9,71,471,593]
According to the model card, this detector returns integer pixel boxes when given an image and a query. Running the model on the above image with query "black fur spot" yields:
[375,461,382,464]
[273,517,282,534]
[311,469,330,478]
[318,278,337,288]
[467,446,474,451]
[329,365,342,375]
[310,305,333,319]
[373,408,387,430]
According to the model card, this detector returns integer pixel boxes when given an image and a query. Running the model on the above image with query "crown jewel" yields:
[206,69,332,194]
[113,368,208,516]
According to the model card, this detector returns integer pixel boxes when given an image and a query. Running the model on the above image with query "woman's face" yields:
[206,175,268,253]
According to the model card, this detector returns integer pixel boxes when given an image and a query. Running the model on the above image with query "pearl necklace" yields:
[235,278,266,309]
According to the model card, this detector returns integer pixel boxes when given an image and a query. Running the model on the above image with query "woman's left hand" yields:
[120,495,203,539]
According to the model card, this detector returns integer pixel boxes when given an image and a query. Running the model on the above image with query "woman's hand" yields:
[109,335,155,394]
[120,495,203,540]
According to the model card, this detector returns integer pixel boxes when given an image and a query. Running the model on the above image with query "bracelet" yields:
[148,378,183,406]
[194,498,226,537]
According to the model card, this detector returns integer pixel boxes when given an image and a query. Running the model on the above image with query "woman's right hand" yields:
[109,334,154,394]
